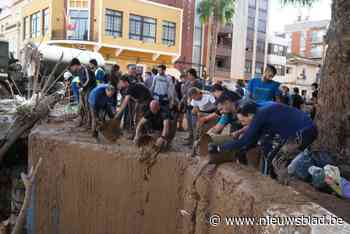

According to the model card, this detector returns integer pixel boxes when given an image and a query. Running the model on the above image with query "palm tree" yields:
[197,0,235,81]
[283,0,350,164]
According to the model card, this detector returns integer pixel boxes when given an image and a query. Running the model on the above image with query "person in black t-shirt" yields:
[290,87,304,109]
[134,100,175,148]
[115,75,152,121]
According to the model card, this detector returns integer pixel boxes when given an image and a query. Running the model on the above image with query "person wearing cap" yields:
[89,59,107,85]
[208,100,318,171]
[88,84,116,137]
[63,71,73,101]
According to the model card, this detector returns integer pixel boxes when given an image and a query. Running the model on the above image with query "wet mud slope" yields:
[28,122,350,234]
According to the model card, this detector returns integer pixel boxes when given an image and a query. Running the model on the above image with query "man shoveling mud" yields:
[88,84,116,138]
[134,100,176,149]
[115,75,152,134]
[208,99,318,175]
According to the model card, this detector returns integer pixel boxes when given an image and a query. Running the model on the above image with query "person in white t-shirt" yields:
[188,87,219,151]
[189,87,217,113]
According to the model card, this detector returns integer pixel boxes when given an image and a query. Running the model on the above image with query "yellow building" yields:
[22,0,182,72]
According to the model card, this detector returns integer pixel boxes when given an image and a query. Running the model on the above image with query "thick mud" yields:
[28,122,350,234]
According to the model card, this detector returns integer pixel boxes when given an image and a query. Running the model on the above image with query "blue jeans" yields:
[71,85,80,104]
[185,108,197,138]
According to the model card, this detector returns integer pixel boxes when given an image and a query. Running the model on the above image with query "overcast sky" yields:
[0,0,331,33]
[269,0,332,32]
[0,0,10,8]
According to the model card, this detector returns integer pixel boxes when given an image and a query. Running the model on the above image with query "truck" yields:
[0,40,105,99]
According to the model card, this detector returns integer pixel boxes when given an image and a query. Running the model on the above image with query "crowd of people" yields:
[63,59,321,179]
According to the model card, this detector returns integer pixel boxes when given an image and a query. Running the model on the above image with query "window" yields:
[68,10,89,40]
[310,45,322,58]
[162,21,176,46]
[248,16,255,30]
[298,68,306,80]
[268,43,286,56]
[255,62,264,74]
[259,10,267,20]
[30,12,41,38]
[257,40,265,53]
[129,14,156,43]
[270,64,285,76]
[43,8,49,35]
[258,19,266,33]
[23,17,29,39]
[245,60,252,73]
[259,0,268,11]
[249,0,256,8]
[105,9,122,37]
[246,39,254,51]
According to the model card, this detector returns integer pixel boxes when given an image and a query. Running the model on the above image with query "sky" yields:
[0,0,10,8]
[269,0,332,32]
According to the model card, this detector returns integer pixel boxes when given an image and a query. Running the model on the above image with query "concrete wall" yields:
[28,125,350,234]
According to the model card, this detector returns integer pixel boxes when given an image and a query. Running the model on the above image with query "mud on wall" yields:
[28,128,350,234]
[28,132,188,234]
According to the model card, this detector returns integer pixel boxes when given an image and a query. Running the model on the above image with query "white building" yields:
[267,34,288,81]
[215,0,270,81]
[283,55,321,98]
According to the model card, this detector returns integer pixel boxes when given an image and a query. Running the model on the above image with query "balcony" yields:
[216,44,232,57]
[219,24,233,34]
[51,30,98,42]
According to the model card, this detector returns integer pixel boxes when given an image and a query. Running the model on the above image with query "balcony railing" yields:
[216,67,231,72]
[216,44,232,57]
[51,30,98,42]
[219,24,233,34]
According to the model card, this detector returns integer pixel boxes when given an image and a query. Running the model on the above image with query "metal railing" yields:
[51,30,98,42]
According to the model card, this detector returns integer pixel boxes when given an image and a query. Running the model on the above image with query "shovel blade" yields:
[99,118,122,142]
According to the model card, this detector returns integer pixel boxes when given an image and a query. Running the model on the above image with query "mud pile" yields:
[28,123,350,234]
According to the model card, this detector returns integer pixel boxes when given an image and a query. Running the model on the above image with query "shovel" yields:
[98,118,122,142]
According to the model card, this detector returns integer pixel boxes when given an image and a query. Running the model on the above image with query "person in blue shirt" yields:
[89,59,107,85]
[207,84,242,135]
[88,84,116,137]
[248,65,281,104]
[208,99,318,170]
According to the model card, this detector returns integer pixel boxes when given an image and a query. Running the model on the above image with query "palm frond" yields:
[280,0,318,7]
[197,0,236,25]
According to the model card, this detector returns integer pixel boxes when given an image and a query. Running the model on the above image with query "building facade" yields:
[267,34,288,82]
[21,0,183,72]
[285,19,329,61]
[213,0,270,81]
[282,55,321,97]
[0,0,28,59]
[150,0,205,75]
